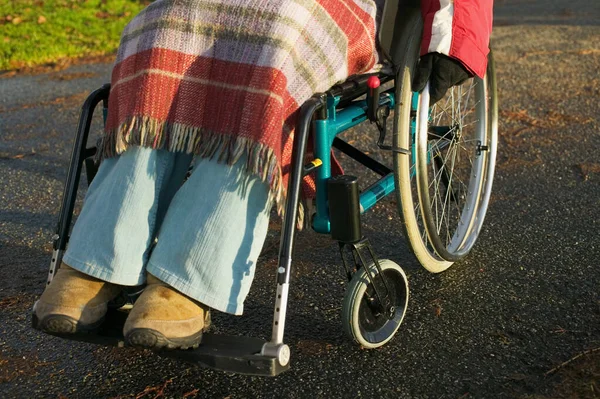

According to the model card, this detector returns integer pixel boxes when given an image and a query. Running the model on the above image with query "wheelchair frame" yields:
[40,0,501,377]
[45,69,414,376]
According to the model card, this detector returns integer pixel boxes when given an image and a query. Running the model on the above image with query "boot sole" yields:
[32,313,104,334]
[125,328,203,350]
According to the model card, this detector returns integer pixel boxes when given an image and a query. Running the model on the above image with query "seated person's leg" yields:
[34,147,193,333]
[124,154,271,349]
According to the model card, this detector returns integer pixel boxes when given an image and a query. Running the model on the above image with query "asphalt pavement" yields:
[0,0,598,398]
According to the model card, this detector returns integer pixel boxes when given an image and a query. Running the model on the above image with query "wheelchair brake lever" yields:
[367,76,381,122]
[367,76,410,155]
[375,107,411,155]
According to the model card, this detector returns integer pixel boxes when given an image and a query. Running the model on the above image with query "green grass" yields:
[0,0,149,71]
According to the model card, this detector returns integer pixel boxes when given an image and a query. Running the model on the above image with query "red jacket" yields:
[421,0,493,78]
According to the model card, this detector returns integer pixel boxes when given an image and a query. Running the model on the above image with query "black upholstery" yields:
[378,0,423,69]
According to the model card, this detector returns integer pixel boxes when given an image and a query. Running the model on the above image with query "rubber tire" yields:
[342,260,409,349]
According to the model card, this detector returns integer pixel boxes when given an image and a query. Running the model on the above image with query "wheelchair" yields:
[36,0,498,376]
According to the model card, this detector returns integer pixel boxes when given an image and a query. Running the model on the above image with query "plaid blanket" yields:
[100,0,380,215]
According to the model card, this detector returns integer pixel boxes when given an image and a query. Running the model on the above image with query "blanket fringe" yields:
[96,116,307,229]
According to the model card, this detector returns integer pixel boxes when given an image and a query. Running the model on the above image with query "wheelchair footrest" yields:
[35,308,288,376]
[159,334,289,377]
[34,307,129,347]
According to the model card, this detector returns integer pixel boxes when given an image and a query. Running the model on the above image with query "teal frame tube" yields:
[359,173,396,213]
[312,92,399,234]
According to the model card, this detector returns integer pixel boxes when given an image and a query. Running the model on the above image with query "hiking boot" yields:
[33,264,122,334]
[124,274,210,350]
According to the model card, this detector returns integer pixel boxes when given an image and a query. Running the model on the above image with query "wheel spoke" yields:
[441,143,459,239]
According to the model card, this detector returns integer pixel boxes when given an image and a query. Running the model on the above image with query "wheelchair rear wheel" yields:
[394,51,498,272]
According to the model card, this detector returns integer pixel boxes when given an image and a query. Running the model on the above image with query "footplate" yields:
[160,334,289,376]
[33,308,289,377]
[32,307,129,347]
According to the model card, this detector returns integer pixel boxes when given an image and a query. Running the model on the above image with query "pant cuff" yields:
[146,262,244,315]
[62,253,146,286]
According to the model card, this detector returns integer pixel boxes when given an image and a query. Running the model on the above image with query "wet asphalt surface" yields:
[0,1,599,398]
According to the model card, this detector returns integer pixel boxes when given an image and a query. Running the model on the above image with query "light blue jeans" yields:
[63,147,271,315]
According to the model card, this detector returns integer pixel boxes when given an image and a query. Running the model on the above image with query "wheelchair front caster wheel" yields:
[341,260,409,348]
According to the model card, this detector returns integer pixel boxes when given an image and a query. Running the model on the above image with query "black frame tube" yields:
[54,84,110,251]
[328,73,393,104]
[277,94,326,285]
[332,137,392,176]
